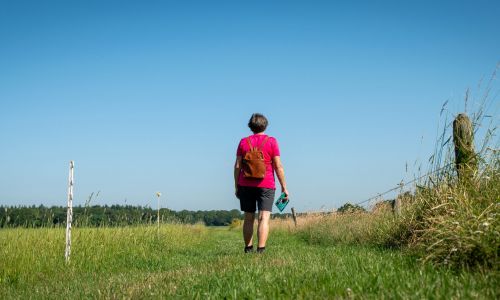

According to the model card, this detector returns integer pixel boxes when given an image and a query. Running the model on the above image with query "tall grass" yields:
[276,212,391,246]
[393,153,499,268]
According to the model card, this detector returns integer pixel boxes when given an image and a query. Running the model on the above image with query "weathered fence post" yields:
[453,113,477,181]
[394,181,404,216]
[291,207,297,227]
[65,161,74,262]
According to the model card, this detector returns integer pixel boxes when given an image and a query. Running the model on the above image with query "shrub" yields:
[228,219,242,230]
[337,203,366,214]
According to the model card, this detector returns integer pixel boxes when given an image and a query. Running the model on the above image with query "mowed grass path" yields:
[0,225,497,299]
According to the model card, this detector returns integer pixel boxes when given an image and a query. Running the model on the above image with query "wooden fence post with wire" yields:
[394,181,404,216]
[453,113,477,182]
[291,207,297,227]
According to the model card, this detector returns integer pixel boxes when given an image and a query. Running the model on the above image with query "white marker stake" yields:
[156,192,162,233]
[65,161,74,262]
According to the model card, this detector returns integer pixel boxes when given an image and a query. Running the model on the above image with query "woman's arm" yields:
[234,156,242,196]
[272,156,289,198]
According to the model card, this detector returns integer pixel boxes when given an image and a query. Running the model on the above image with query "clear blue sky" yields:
[0,0,499,211]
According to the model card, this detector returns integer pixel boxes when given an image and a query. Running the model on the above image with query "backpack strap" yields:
[258,136,270,150]
[246,137,254,150]
[246,136,269,151]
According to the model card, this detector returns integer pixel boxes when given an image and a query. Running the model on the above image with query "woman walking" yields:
[234,113,289,253]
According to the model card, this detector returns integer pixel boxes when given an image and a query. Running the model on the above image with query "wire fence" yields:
[353,162,455,208]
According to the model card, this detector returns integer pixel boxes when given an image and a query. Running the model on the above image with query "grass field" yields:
[1,224,498,299]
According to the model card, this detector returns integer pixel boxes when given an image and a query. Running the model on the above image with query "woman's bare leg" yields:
[243,212,255,247]
[257,211,271,248]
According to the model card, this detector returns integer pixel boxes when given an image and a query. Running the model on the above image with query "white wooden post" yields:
[65,161,74,262]
[156,192,161,232]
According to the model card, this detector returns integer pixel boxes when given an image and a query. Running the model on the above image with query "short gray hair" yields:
[248,113,268,133]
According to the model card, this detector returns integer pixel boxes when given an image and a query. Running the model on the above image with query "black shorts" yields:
[237,186,275,213]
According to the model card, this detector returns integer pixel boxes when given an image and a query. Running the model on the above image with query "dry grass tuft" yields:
[274,211,395,246]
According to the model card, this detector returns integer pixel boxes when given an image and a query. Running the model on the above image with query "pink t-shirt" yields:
[236,134,280,189]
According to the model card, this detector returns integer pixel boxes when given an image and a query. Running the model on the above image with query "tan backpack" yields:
[242,136,270,179]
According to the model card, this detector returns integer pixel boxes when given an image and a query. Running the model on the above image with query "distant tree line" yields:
[2,201,396,228]
[0,205,246,228]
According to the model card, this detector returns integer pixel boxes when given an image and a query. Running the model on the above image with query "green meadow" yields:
[1,224,497,299]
